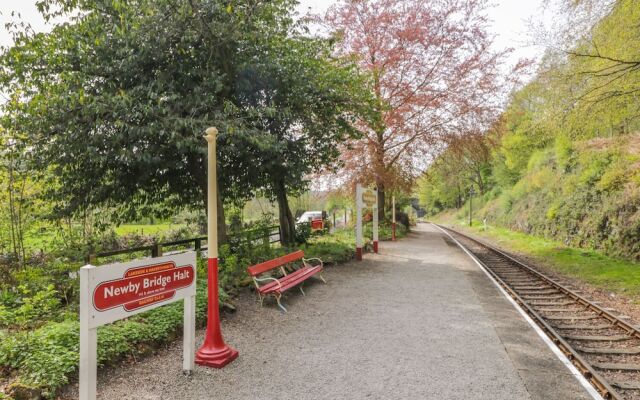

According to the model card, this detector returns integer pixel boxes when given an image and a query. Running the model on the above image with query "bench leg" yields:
[318,274,327,284]
[299,283,305,296]
[275,293,287,313]
[257,293,264,307]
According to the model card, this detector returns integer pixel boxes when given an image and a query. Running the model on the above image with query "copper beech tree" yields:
[326,0,511,217]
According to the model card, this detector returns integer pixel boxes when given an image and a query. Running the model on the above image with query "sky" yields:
[1,0,549,66]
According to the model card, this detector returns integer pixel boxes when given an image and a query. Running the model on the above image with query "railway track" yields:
[436,224,640,400]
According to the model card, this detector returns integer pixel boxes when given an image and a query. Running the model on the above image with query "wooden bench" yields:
[247,250,326,312]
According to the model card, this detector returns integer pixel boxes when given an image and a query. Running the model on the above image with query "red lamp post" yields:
[195,127,238,368]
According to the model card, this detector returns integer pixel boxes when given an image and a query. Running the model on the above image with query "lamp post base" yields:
[195,345,238,368]
[373,241,378,253]
[392,223,396,241]
[356,247,363,261]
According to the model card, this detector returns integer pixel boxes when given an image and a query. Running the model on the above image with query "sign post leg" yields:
[79,267,97,400]
[183,294,195,372]
[196,127,238,368]
[373,192,378,253]
[356,184,363,261]
[79,327,97,400]
[392,196,396,241]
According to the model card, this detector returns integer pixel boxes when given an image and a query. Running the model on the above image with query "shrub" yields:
[0,284,61,329]
[0,273,225,399]
[0,225,372,398]
[294,222,312,243]
[1,320,79,399]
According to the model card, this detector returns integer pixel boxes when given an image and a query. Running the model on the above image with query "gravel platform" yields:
[70,223,595,400]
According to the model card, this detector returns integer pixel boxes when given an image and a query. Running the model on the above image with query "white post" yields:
[79,266,97,400]
[392,195,396,241]
[372,189,379,253]
[392,196,396,223]
[206,128,218,259]
[356,184,363,261]
[183,294,196,372]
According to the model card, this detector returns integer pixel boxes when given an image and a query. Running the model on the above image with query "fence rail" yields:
[86,225,281,263]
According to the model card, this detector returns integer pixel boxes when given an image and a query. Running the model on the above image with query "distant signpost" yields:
[356,184,379,260]
[79,252,197,400]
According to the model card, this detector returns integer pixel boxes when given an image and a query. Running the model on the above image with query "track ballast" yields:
[437,224,640,400]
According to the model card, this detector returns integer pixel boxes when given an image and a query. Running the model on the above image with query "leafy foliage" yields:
[418,0,640,261]
[0,0,365,249]
[326,0,512,215]
[0,226,363,398]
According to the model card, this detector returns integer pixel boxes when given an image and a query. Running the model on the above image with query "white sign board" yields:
[79,252,197,400]
[356,184,379,260]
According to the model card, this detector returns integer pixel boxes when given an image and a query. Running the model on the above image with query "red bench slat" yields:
[277,266,322,292]
[247,250,305,276]
[258,265,322,295]
[257,268,313,293]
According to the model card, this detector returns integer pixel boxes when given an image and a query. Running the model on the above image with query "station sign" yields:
[93,261,194,313]
[79,252,197,400]
[355,184,379,260]
[361,189,377,207]
[85,253,196,328]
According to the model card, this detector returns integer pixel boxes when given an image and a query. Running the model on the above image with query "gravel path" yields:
[67,223,593,400]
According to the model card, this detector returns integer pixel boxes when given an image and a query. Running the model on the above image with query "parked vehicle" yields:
[296,211,322,224]
[296,211,326,231]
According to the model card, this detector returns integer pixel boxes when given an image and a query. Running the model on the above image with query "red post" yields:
[195,127,238,368]
[356,247,363,261]
[392,222,396,241]
[195,257,238,367]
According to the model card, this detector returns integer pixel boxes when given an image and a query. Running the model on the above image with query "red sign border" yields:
[91,261,195,313]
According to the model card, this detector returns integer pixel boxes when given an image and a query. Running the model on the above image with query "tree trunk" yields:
[476,169,485,195]
[275,177,296,246]
[7,160,19,262]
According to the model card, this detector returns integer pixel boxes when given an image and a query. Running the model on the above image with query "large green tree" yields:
[1,0,364,245]
[233,36,364,244]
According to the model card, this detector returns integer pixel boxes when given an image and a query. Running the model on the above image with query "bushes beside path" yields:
[0,225,406,400]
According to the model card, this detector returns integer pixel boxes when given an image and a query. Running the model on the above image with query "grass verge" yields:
[434,215,640,300]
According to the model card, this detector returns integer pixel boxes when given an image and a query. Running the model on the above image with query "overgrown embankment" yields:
[431,134,640,262]
[418,0,640,262]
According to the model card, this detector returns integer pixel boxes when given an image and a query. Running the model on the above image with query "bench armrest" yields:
[302,257,323,269]
[254,276,282,290]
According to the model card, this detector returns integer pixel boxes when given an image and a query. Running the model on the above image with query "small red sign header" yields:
[93,261,195,312]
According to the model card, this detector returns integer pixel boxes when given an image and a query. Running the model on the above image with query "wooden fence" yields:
[86,224,281,263]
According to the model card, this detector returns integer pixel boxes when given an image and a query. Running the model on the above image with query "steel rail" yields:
[436,224,623,400]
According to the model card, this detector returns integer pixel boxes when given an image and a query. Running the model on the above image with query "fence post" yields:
[152,243,163,258]
[195,238,202,258]
[85,249,97,265]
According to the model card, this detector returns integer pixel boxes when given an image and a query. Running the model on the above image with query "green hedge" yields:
[1,226,400,399]
[0,276,216,399]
